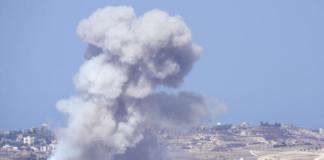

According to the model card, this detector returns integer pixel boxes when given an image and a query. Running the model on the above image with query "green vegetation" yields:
[273,142,287,148]
[4,132,18,140]
[213,124,232,131]
[24,130,52,139]
[260,121,281,127]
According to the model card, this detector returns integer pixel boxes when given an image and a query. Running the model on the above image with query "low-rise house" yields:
[2,144,11,149]
[16,134,23,138]
[296,139,303,144]
[30,146,38,151]
[319,128,324,134]
[38,138,47,144]
[231,125,238,130]
[40,145,49,152]
[241,131,250,136]
[16,134,23,142]
[51,139,57,144]
[42,123,48,131]
[23,136,36,145]
[285,139,296,145]
[29,127,36,132]
[240,130,256,136]
[2,144,18,150]
[210,136,219,141]
[49,143,57,152]
[241,122,250,128]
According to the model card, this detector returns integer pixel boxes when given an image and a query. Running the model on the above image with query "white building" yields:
[231,125,238,130]
[241,122,250,128]
[40,145,49,152]
[2,144,18,150]
[23,136,36,145]
[42,123,48,131]
[319,128,324,134]
[2,144,10,149]
[49,144,57,152]
[241,130,251,136]
[216,122,222,126]
[241,130,256,136]
[30,146,38,152]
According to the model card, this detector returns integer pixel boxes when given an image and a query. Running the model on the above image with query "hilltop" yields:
[0,122,324,160]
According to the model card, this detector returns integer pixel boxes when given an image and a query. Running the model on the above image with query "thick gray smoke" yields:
[50,6,209,160]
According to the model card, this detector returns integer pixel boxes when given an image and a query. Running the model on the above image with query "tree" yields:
[46,137,51,144]
[260,121,264,127]
[34,139,40,145]
[7,132,17,140]
[30,153,37,160]
[264,121,270,127]
[274,122,281,127]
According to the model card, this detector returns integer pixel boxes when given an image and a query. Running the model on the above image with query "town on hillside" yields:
[0,124,55,160]
[1,122,324,160]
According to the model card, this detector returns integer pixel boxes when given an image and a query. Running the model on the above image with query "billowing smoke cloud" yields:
[50,6,209,160]
[209,98,228,117]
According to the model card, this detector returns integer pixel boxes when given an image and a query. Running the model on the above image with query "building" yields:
[42,123,48,131]
[51,139,57,144]
[30,146,38,151]
[16,134,23,138]
[23,136,36,145]
[241,130,256,136]
[231,125,238,130]
[49,144,57,152]
[241,131,251,136]
[241,122,250,128]
[40,145,49,152]
[38,138,47,144]
[296,139,303,144]
[29,127,36,132]
[319,128,324,134]
[16,134,23,142]
[2,144,11,149]
[2,144,18,150]
[210,136,219,141]
[216,122,222,126]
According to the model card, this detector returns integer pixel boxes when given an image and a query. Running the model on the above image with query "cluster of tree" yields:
[260,121,281,127]
[213,124,232,131]
[0,130,24,140]
[22,153,47,160]
[300,147,322,151]
[4,132,18,140]
[273,142,287,148]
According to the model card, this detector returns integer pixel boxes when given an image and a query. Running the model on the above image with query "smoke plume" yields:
[50,6,209,160]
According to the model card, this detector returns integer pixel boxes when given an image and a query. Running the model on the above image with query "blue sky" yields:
[0,1,323,130]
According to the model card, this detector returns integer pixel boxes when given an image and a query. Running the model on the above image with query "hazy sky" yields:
[1,1,323,130]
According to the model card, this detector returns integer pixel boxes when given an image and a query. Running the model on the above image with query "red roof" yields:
[296,139,303,143]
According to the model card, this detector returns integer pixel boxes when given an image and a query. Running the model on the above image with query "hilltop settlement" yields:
[1,122,324,160]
